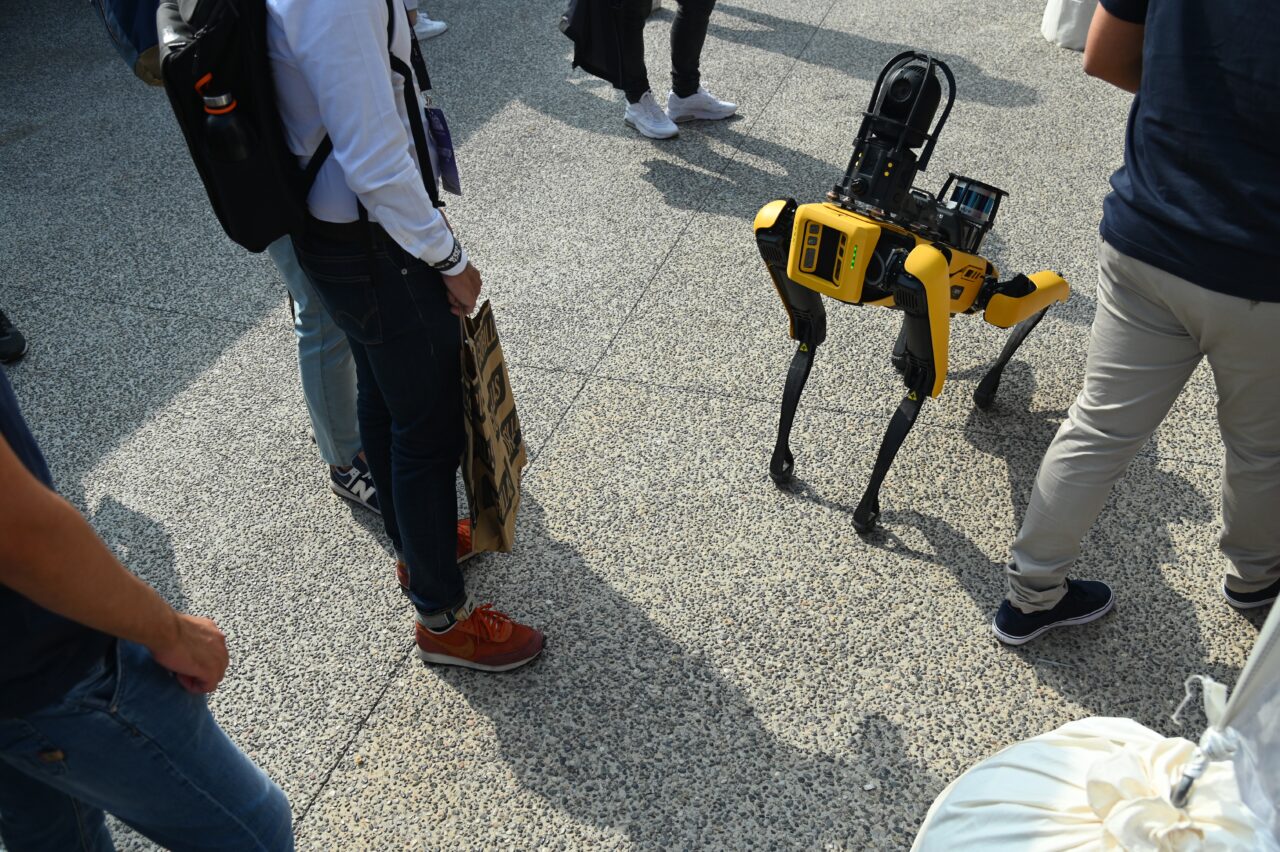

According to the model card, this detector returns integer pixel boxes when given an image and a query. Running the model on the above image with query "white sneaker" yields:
[666,87,738,122]
[414,15,448,39]
[624,91,679,139]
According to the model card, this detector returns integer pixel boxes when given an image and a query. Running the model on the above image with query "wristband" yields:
[428,239,463,272]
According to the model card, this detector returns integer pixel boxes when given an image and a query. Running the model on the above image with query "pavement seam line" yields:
[522,0,842,469]
[1,281,267,330]
[294,648,414,829]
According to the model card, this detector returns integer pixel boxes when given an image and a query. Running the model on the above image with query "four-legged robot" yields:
[754,52,1070,534]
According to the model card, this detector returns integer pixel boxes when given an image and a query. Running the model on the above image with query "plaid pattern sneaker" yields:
[414,602,544,672]
[395,519,476,588]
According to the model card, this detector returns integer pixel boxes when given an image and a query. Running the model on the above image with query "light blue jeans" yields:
[0,641,293,851]
[267,237,361,468]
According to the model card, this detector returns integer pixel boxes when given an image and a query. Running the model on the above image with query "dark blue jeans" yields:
[294,226,466,615]
[0,641,292,851]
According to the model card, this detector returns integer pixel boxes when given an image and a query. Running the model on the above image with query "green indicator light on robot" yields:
[849,245,858,269]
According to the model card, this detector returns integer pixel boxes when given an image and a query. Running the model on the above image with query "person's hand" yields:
[408,9,419,25]
[442,262,482,317]
[148,614,229,694]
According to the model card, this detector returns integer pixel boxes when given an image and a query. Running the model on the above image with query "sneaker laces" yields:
[637,92,666,120]
[458,604,515,642]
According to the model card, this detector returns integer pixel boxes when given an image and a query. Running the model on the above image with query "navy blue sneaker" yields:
[1223,577,1280,609]
[0,310,28,364]
[330,455,380,515]
[993,579,1114,645]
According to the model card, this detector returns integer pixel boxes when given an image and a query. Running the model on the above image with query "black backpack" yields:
[157,0,438,253]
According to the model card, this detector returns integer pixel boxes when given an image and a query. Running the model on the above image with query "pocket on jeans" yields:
[0,720,71,777]
[70,640,122,713]
[293,252,385,345]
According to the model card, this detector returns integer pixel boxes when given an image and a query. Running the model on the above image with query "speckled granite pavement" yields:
[0,1,1267,849]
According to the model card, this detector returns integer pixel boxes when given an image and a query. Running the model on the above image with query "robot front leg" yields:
[771,341,817,484]
[852,244,951,533]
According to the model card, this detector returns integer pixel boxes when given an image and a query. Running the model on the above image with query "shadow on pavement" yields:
[707,3,1040,109]
[436,496,944,849]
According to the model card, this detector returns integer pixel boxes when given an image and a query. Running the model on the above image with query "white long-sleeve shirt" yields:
[265,0,466,275]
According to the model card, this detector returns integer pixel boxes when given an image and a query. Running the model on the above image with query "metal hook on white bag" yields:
[1169,675,1237,809]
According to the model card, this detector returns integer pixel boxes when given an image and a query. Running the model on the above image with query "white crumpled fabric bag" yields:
[912,717,1267,851]
[913,605,1280,851]
[1041,0,1098,51]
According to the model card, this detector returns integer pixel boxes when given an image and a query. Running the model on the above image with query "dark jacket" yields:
[561,0,624,88]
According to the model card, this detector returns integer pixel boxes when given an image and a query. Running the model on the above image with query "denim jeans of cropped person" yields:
[266,236,362,468]
[0,640,292,852]
[293,226,467,615]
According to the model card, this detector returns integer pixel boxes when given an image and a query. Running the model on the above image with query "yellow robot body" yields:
[783,202,994,315]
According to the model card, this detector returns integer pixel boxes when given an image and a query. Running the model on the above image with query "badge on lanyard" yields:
[426,103,462,197]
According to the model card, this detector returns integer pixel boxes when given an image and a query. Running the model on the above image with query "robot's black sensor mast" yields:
[828,52,1007,254]
[829,52,954,213]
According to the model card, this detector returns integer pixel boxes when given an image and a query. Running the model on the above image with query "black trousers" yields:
[618,0,716,103]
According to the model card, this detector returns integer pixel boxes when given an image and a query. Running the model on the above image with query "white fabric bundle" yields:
[912,717,1273,851]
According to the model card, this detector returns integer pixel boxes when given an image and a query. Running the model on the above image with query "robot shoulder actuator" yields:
[754,198,827,348]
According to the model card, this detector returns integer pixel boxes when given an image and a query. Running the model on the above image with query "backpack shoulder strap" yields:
[384,0,442,208]
[302,136,333,190]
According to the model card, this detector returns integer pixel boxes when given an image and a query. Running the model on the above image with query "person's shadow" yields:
[430,496,944,848]
[87,494,188,614]
[702,3,1040,109]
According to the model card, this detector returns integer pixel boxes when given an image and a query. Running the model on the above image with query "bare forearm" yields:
[1084,5,1144,93]
[1,485,180,649]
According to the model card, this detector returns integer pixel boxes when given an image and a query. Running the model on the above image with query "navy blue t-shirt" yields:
[0,368,111,717]
[1099,0,1280,301]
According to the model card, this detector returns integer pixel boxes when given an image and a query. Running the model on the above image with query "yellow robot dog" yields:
[755,52,1069,534]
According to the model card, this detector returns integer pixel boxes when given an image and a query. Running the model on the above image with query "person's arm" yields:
[282,0,464,275]
[1084,1,1146,94]
[0,433,228,693]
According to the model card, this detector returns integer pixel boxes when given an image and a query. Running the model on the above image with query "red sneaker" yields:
[414,604,544,672]
[396,519,476,589]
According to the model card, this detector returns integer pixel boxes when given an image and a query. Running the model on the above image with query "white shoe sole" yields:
[415,646,542,672]
[624,117,677,139]
[1223,584,1279,609]
[668,108,737,123]
[992,596,1115,646]
[330,482,382,515]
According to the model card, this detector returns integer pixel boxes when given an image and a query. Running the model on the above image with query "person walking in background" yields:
[0,310,27,364]
[0,367,293,851]
[992,0,1280,645]
[617,0,737,139]
[404,0,447,39]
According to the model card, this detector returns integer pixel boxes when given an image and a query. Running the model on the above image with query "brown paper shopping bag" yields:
[461,300,527,553]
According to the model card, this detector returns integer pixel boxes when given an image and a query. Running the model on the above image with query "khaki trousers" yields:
[1007,240,1280,611]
